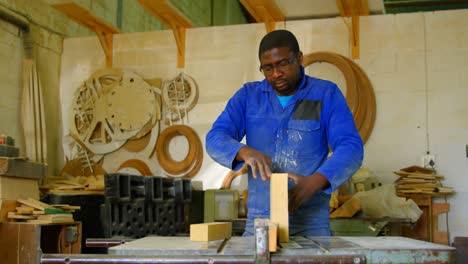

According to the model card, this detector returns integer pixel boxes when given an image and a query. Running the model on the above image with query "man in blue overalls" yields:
[206,30,363,236]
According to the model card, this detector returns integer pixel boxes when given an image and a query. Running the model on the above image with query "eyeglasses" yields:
[259,54,297,76]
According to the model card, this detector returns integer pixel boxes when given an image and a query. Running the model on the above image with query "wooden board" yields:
[0,176,39,201]
[270,173,289,242]
[17,198,52,211]
[190,222,232,242]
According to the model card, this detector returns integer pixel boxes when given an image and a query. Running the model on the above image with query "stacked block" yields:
[101,173,191,238]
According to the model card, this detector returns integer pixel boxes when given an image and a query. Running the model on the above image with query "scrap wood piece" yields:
[394,171,444,179]
[52,205,81,211]
[49,189,104,195]
[330,196,361,218]
[254,219,278,252]
[17,198,52,210]
[400,165,434,174]
[190,222,232,242]
[7,212,36,220]
[16,206,34,215]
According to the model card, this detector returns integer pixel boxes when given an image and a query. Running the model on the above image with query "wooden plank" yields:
[7,212,36,220]
[190,222,232,242]
[17,198,52,211]
[270,173,288,242]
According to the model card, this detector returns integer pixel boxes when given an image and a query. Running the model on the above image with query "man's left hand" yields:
[288,172,329,213]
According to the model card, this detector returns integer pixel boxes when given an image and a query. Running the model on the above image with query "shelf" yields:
[50,0,120,67]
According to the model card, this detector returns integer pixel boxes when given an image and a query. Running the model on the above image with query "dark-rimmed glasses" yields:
[259,54,297,76]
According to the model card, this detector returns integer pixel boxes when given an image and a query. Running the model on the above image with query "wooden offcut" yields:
[270,173,289,242]
[190,222,232,242]
[330,196,361,218]
[17,198,52,211]
[255,218,278,252]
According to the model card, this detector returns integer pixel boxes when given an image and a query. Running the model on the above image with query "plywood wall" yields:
[59,9,468,240]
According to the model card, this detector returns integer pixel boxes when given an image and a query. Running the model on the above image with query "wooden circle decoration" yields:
[302,52,376,144]
[155,125,203,178]
[117,159,153,176]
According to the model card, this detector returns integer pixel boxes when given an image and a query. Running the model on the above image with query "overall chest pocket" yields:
[287,120,323,156]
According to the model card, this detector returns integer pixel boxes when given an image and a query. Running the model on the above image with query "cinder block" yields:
[145,176,163,202]
[105,173,131,202]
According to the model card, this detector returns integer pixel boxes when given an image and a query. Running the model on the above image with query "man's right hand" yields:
[235,146,272,181]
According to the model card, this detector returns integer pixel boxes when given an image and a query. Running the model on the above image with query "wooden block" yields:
[190,222,232,241]
[270,173,288,242]
[0,176,39,201]
[254,219,278,252]
[0,200,18,222]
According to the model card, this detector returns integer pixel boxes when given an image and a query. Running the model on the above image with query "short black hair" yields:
[258,30,300,59]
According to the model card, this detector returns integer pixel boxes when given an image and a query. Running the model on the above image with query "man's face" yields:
[259,47,303,96]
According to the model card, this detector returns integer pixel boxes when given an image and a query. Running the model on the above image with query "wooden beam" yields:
[336,0,369,59]
[138,0,193,68]
[240,0,284,33]
[270,173,288,242]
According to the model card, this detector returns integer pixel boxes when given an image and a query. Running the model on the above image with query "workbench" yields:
[41,235,455,263]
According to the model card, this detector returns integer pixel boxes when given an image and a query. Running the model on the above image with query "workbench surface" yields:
[108,236,454,263]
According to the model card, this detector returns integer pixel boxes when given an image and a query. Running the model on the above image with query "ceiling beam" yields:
[240,0,285,32]
[336,0,369,59]
[137,0,193,68]
[50,0,120,68]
